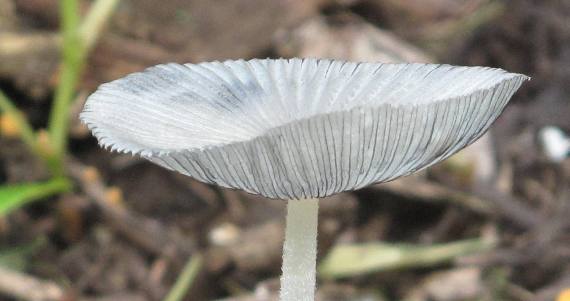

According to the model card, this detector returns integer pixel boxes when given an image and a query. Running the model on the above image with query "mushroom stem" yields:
[280,198,319,301]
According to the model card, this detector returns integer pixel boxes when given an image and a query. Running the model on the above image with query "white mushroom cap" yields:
[81,58,528,199]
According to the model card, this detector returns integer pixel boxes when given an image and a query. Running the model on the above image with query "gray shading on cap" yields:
[81,58,528,200]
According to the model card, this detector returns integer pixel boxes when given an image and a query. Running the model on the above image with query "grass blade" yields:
[163,254,203,301]
[0,178,72,216]
[319,238,496,279]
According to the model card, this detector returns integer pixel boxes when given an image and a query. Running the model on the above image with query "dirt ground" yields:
[0,0,569,300]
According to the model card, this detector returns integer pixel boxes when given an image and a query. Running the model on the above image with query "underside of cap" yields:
[81,58,528,199]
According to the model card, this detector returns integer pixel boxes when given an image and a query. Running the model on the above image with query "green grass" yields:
[163,254,203,301]
[0,0,118,214]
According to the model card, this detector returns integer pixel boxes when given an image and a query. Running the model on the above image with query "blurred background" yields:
[0,0,569,300]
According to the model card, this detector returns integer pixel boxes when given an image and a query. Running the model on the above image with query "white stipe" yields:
[279,198,319,301]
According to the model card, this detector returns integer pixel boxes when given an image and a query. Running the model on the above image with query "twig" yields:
[79,0,119,53]
[66,158,190,257]
[374,176,493,214]
[0,265,65,301]
[82,293,147,301]
[534,271,570,301]
[474,185,542,229]
[318,238,496,279]
[373,175,542,229]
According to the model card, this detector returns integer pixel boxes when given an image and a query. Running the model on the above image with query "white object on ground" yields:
[539,126,570,162]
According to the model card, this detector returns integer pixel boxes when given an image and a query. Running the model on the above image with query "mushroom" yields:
[80,58,528,301]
